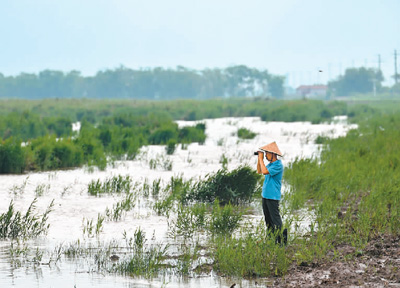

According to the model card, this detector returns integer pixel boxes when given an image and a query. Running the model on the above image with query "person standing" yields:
[257,141,287,245]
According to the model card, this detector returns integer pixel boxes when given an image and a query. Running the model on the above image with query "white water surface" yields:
[0,116,357,288]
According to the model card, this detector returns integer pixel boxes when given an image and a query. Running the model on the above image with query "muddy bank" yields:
[272,235,400,287]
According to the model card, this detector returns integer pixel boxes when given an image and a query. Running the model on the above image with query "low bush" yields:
[188,166,261,205]
[165,139,176,155]
[208,200,243,235]
[237,128,256,139]
[0,137,25,173]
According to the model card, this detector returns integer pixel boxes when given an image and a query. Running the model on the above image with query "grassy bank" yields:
[285,112,400,239]
[206,111,400,278]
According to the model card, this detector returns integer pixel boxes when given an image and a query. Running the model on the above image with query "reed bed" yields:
[87,175,132,196]
[0,198,54,239]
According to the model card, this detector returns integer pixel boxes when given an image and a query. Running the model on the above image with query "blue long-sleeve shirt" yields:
[261,159,284,200]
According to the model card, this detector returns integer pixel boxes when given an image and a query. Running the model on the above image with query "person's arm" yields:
[258,152,269,175]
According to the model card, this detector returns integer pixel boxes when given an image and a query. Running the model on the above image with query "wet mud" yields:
[272,235,400,287]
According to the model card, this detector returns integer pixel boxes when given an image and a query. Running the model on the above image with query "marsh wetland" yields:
[0,115,357,287]
[1,99,399,287]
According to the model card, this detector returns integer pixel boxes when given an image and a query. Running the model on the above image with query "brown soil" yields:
[272,235,400,287]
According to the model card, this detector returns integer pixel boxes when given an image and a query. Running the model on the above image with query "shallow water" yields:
[0,116,356,287]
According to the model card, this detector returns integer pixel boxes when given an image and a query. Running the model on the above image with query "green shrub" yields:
[165,139,176,155]
[314,135,329,144]
[178,124,206,144]
[0,138,25,173]
[166,175,192,205]
[28,136,84,171]
[170,203,207,239]
[208,200,243,235]
[75,133,107,170]
[148,124,178,145]
[32,139,53,170]
[44,117,73,137]
[52,139,83,168]
[237,128,256,139]
[189,166,260,205]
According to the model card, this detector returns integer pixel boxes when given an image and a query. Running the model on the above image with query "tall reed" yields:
[0,198,54,239]
[88,175,132,196]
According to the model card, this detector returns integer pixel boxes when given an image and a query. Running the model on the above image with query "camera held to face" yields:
[254,151,263,156]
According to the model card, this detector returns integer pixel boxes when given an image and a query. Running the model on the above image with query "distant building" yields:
[296,85,328,98]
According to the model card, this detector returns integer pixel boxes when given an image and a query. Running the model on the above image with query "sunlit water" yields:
[0,116,356,288]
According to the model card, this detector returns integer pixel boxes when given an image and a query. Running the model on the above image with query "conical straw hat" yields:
[259,141,283,156]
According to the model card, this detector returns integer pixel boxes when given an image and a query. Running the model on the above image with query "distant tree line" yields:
[327,67,390,97]
[0,65,285,99]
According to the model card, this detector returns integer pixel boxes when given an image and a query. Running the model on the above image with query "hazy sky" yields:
[1,0,399,87]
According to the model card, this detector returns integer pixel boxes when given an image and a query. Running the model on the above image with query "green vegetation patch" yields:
[0,98,350,124]
[0,112,207,174]
[188,166,261,205]
[87,175,132,196]
[237,127,257,139]
[284,113,400,245]
[0,198,54,239]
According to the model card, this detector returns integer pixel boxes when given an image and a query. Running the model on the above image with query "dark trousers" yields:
[262,198,287,244]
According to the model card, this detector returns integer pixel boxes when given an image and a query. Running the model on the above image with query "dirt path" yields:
[272,235,400,287]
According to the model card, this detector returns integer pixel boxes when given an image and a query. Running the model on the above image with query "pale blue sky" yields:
[1,0,399,87]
